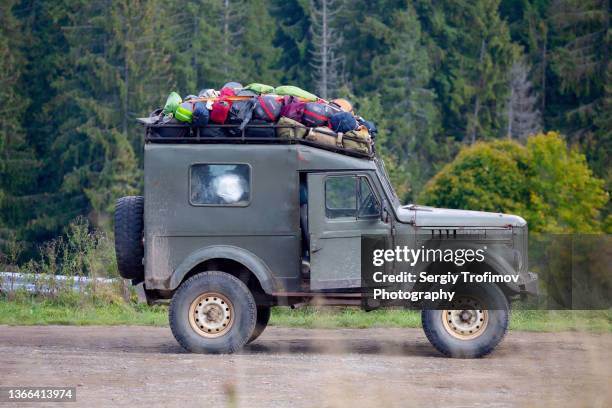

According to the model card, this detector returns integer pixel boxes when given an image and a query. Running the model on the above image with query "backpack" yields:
[226,99,256,136]
[244,83,275,94]
[210,99,232,124]
[274,85,318,101]
[302,102,334,127]
[280,96,306,122]
[192,101,209,127]
[330,98,353,113]
[254,95,282,122]
[276,116,308,139]
[329,111,358,133]
[175,101,194,123]
[219,87,236,97]
[163,92,182,116]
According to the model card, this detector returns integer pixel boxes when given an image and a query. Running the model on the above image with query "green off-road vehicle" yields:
[114,125,537,358]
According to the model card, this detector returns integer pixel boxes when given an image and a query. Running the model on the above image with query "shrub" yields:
[419,132,608,232]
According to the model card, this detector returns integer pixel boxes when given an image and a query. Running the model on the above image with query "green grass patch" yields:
[0,293,167,327]
[0,295,609,333]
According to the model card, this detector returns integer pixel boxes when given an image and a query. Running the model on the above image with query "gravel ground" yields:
[0,325,610,408]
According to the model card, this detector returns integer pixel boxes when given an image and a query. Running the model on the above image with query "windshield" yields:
[374,157,401,207]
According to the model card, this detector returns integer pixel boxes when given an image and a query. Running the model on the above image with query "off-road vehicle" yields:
[114,124,537,358]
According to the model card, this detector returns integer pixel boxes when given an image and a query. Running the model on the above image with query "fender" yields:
[169,245,277,294]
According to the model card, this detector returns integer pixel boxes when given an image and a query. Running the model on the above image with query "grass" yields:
[0,294,610,333]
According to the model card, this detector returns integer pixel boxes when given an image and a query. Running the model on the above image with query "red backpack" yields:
[210,99,232,124]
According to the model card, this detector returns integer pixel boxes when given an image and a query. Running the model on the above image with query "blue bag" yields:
[330,112,358,133]
[192,102,210,127]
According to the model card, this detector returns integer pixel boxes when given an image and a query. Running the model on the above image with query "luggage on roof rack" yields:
[140,84,378,158]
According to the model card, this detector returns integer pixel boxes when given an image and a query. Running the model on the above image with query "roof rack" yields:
[140,121,375,159]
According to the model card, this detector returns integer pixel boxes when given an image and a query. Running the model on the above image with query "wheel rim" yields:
[441,297,489,340]
[189,292,234,338]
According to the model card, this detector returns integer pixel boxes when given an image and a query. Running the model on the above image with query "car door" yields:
[307,172,391,290]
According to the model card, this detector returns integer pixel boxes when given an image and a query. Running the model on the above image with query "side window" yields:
[358,177,380,217]
[325,175,380,219]
[325,176,357,218]
[190,164,250,206]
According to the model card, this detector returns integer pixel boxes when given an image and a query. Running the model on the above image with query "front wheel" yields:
[169,271,257,354]
[247,306,271,344]
[422,283,509,358]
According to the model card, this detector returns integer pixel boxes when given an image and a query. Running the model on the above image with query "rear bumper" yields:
[520,271,539,297]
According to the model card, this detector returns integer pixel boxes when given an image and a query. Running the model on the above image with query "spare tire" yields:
[114,196,144,281]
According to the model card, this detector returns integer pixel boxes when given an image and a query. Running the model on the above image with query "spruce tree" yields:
[0,0,40,255]
[417,0,516,142]
[371,3,441,200]
[308,0,345,98]
[506,59,542,140]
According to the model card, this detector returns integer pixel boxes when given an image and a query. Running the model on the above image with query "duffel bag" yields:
[276,116,308,139]
[245,120,276,138]
[244,83,274,94]
[149,117,191,139]
[163,92,182,116]
[210,99,232,124]
[175,101,194,123]
[226,99,256,136]
[199,126,228,138]
[305,126,341,147]
[329,111,358,133]
[192,101,209,127]
[275,85,318,101]
[280,96,306,122]
[343,127,372,154]
[302,102,335,127]
[254,95,282,122]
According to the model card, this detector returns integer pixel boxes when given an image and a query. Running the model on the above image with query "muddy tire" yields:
[422,283,509,358]
[247,306,271,344]
[169,271,257,354]
[114,196,144,281]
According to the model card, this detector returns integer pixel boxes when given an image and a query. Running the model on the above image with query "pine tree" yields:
[548,0,609,177]
[417,0,516,142]
[269,0,312,88]
[371,3,441,200]
[41,0,177,229]
[240,0,281,84]
[0,0,40,256]
[506,59,542,140]
[309,0,345,98]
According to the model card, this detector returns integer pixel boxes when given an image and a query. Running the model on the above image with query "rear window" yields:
[190,164,250,206]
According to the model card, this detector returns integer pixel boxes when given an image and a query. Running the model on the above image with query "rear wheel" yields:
[169,271,256,354]
[247,306,271,344]
[422,283,509,358]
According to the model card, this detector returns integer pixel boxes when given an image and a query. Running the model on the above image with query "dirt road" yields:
[0,325,610,408]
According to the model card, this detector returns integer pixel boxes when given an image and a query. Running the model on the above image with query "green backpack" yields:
[274,85,318,101]
[244,83,275,94]
[163,92,182,116]
[175,101,194,123]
